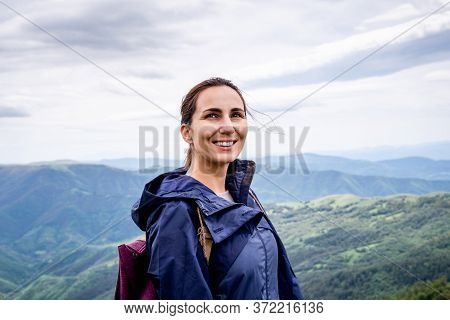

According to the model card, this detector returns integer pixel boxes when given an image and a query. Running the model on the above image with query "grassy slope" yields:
[2,193,449,300]
[267,193,450,299]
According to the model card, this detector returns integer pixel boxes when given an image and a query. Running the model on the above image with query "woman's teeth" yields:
[214,141,234,147]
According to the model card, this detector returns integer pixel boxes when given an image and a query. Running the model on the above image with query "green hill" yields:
[2,193,448,300]
[0,163,449,299]
[266,193,450,299]
[387,276,450,299]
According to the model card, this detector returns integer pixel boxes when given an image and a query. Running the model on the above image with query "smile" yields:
[212,140,238,147]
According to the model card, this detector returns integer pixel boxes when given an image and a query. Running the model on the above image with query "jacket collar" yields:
[132,159,261,243]
[142,158,256,213]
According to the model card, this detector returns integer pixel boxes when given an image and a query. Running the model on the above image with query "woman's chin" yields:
[218,153,238,162]
[205,155,238,167]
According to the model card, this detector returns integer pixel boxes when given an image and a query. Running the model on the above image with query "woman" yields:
[131,77,303,299]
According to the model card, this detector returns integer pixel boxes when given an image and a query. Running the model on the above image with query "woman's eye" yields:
[205,112,245,119]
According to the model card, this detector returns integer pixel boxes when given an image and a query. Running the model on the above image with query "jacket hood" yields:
[131,159,260,241]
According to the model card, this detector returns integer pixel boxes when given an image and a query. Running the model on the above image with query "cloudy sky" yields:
[0,0,449,164]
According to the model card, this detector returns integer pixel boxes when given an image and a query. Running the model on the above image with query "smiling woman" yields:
[181,82,248,188]
[131,77,303,300]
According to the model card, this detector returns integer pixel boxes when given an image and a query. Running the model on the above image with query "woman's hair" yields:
[181,77,247,169]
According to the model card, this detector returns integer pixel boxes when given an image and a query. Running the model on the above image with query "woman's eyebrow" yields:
[202,107,245,113]
[202,107,222,113]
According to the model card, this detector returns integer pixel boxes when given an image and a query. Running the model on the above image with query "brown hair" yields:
[180,77,247,169]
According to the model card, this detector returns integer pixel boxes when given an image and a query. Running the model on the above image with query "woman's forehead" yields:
[196,86,244,111]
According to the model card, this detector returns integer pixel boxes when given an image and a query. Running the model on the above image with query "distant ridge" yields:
[312,140,450,161]
[1,161,450,204]
[51,153,450,182]
[259,154,450,181]
[6,159,81,166]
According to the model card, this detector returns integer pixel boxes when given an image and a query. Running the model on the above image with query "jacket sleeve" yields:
[146,200,213,299]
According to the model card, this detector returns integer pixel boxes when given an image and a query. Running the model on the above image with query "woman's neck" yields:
[186,161,229,194]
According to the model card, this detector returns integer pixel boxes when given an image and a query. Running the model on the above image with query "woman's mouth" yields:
[212,140,238,149]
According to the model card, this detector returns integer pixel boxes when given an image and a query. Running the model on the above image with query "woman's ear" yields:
[180,124,192,143]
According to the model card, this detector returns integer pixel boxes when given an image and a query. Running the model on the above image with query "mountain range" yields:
[90,154,450,180]
[312,140,450,161]
[0,153,449,299]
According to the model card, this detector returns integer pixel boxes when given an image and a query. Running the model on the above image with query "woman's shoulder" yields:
[159,198,194,211]
[151,198,196,223]
[147,199,200,238]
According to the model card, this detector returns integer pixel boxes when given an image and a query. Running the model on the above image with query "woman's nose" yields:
[218,115,235,133]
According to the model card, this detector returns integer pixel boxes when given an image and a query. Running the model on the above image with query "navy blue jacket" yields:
[131,159,303,299]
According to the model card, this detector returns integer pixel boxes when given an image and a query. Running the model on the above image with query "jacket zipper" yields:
[255,228,269,299]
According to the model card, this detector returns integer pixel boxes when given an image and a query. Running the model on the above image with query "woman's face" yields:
[181,85,248,170]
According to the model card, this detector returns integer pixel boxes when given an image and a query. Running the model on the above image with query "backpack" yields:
[114,205,212,300]
[114,239,157,300]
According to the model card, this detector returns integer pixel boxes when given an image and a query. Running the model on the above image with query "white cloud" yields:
[231,6,450,84]
[424,69,450,81]
[0,0,449,163]
[242,59,450,155]
[361,3,421,26]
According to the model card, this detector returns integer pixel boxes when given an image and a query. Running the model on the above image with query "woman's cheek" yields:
[239,127,248,141]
